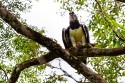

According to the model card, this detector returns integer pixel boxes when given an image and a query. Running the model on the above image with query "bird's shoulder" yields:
[79,24,87,28]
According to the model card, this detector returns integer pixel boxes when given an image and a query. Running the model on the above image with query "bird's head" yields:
[69,12,79,22]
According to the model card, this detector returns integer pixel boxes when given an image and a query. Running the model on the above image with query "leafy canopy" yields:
[1,0,125,83]
[56,0,125,82]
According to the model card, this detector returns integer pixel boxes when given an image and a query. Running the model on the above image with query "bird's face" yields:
[69,12,78,22]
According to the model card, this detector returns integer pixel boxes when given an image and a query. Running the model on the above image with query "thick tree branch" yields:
[8,52,58,83]
[1,2,121,83]
[77,46,125,57]
[38,51,58,64]
[8,58,39,83]
[117,0,125,3]
[0,2,62,53]
[8,51,108,83]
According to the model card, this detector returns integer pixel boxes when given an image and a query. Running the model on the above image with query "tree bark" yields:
[117,0,125,3]
[8,52,58,83]
[3,2,125,83]
[8,58,39,83]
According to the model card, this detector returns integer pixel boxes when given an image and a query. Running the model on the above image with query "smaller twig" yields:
[112,30,125,41]
[0,66,8,82]
[83,78,87,83]
[48,59,78,82]
[95,0,125,42]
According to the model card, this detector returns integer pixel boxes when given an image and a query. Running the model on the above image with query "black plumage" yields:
[62,12,90,64]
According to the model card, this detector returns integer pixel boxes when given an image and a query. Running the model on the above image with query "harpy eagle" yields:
[62,12,90,64]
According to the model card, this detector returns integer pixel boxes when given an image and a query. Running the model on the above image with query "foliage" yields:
[89,0,125,82]
[0,0,67,83]
[1,0,125,83]
[55,0,87,11]
[2,0,33,18]
[0,0,46,83]
[43,72,67,83]
[56,0,125,82]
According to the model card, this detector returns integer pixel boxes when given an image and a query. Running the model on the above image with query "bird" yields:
[62,12,90,64]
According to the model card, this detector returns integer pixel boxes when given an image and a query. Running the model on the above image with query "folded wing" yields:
[62,28,72,49]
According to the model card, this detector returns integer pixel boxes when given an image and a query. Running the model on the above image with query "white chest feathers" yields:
[70,27,86,47]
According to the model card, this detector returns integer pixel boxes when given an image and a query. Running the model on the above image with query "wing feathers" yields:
[62,28,72,49]
[81,24,90,43]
